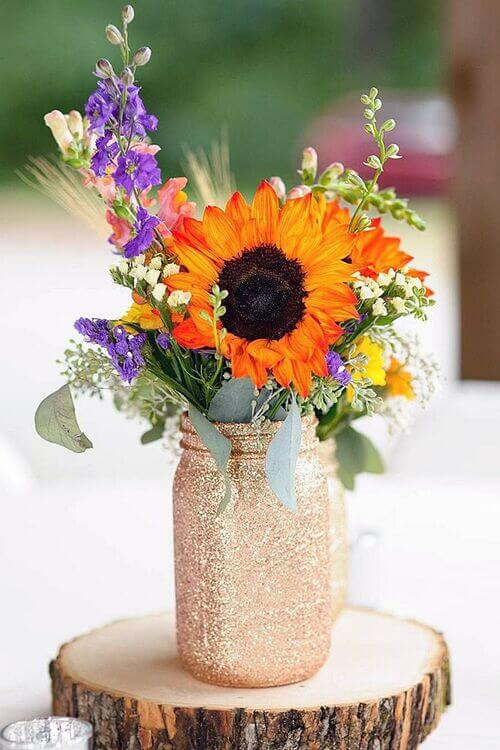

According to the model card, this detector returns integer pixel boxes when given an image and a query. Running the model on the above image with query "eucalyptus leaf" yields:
[188,404,232,512]
[265,400,301,511]
[335,424,385,490]
[140,421,165,445]
[207,377,256,423]
[34,384,93,453]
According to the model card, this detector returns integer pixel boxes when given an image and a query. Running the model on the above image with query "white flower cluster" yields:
[378,330,440,433]
[353,268,428,319]
[111,255,191,310]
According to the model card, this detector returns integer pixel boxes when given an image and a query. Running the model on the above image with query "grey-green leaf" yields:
[207,377,256,423]
[265,400,301,511]
[335,425,385,490]
[188,404,232,511]
[34,384,93,453]
[140,421,165,445]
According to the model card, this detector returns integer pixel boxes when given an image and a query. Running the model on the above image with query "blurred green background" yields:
[1,0,441,187]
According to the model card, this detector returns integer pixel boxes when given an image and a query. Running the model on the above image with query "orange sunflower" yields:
[166,181,359,396]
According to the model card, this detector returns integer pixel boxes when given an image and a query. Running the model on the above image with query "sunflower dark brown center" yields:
[218,244,307,340]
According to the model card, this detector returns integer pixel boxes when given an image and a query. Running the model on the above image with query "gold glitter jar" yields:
[173,413,345,688]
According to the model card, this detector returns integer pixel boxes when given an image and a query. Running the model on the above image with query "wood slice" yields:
[50,608,451,750]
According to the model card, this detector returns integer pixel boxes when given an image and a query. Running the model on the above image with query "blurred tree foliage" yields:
[0,0,441,186]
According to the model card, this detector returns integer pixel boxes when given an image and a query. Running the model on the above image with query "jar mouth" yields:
[181,412,317,435]
[180,412,319,454]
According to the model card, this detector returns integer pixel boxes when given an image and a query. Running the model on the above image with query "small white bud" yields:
[390,297,407,314]
[130,264,147,281]
[106,24,124,45]
[268,176,286,202]
[395,272,406,286]
[301,147,318,179]
[122,4,135,24]
[163,263,181,277]
[144,268,161,286]
[318,161,344,185]
[149,256,163,270]
[167,290,191,308]
[118,259,129,274]
[377,272,391,287]
[133,253,145,265]
[372,298,387,316]
[152,283,167,302]
[359,285,375,300]
[44,110,73,154]
[133,47,152,67]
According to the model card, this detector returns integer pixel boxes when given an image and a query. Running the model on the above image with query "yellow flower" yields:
[347,336,385,401]
[386,358,415,400]
[119,301,163,331]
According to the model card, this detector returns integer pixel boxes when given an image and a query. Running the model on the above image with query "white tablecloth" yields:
[1,473,499,748]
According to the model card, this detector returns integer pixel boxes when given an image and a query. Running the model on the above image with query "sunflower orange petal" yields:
[251,180,279,244]
[202,205,241,259]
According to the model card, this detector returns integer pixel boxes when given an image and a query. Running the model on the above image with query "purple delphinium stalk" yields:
[123,207,161,258]
[74,318,147,384]
[156,332,171,350]
[326,350,352,387]
[114,150,161,194]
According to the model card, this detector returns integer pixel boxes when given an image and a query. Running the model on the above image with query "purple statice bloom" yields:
[114,150,161,195]
[90,130,120,177]
[156,333,171,350]
[85,86,114,132]
[123,207,161,258]
[326,350,352,387]
[74,318,111,347]
[74,318,147,384]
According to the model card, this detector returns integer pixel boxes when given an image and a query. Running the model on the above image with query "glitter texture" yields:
[173,415,344,688]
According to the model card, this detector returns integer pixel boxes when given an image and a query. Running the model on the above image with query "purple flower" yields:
[326,351,351,387]
[74,318,147,383]
[90,130,120,177]
[114,150,161,195]
[85,87,114,132]
[156,333,171,350]
[123,207,161,258]
[121,84,158,137]
[74,318,111,347]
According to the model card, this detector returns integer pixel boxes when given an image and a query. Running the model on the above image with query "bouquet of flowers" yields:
[34,4,438,507]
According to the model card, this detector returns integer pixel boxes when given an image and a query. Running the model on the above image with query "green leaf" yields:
[140,421,165,445]
[34,384,93,453]
[265,400,301,511]
[188,404,232,513]
[207,377,256,423]
[335,425,385,490]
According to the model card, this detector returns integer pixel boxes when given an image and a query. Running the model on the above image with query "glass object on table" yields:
[0,718,92,750]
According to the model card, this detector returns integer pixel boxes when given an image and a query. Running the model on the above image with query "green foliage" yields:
[35,384,93,453]
[335,424,385,490]
[207,376,256,423]
[0,0,440,185]
[188,404,232,513]
[265,399,302,511]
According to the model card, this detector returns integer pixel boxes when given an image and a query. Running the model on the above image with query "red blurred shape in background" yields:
[305,92,456,197]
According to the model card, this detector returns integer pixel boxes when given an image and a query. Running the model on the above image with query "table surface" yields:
[1,473,499,747]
